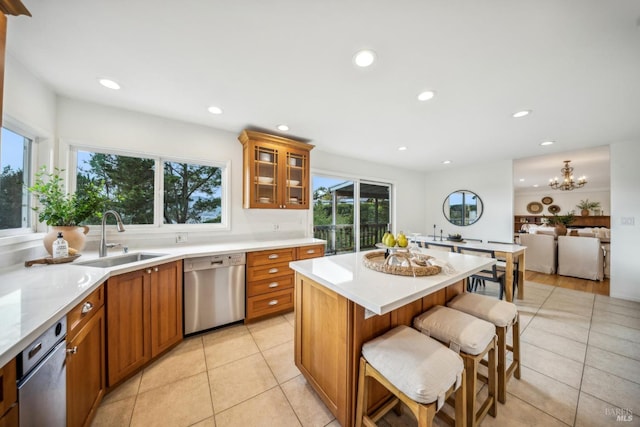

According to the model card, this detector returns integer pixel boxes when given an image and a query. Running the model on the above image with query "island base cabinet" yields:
[106,261,182,387]
[67,306,106,427]
[294,272,464,427]
[0,358,17,427]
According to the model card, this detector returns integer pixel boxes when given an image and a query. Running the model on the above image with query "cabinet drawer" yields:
[0,358,16,418]
[247,262,293,282]
[296,244,325,260]
[68,285,104,337]
[247,248,295,267]
[246,288,294,319]
[0,404,18,427]
[247,276,293,297]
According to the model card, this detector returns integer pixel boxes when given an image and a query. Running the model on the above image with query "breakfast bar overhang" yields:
[289,249,496,427]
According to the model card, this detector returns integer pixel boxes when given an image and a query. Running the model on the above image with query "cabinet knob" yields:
[268,268,279,274]
[154,267,159,272]
[268,300,279,306]
[81,301,94,315]
[146,268,152,274]
[283,205,287,208]
[268,282,279,288]
[66,346,78,355]
[268,254,279,260]
[306,249,315,254]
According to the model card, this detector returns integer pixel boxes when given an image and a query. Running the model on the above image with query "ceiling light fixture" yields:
[277,124,289,131]
[519,178,525,182]
[398,146,407,151]
[540,140,554,146]
[512,110,530,118]
[549,160,587,191]
[207,106,223,115]
[99,78,120,90]
[442,160,451,164]
[417,91,435,101]
[353,50,376,67]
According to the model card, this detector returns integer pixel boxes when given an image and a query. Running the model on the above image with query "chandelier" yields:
[549,160,587,191]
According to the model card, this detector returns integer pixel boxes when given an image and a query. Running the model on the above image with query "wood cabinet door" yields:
[280,145,311,209]
[150,261,183,357]
[67,306,106,427]
[106,269,151,386]
[0,358,16,419]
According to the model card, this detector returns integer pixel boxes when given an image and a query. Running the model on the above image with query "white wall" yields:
[514,190,610,217]
[424,160,514,243]
[609,141,640,302]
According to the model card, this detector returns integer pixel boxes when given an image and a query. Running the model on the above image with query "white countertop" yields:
[289,248,495,316]
[0,237,324,367]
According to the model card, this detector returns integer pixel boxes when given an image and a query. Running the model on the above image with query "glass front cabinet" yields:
[238,130,314,209]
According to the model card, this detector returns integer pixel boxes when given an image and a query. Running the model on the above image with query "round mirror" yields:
[443,190,483,226]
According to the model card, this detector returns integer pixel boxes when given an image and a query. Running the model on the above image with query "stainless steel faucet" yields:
[99,210,126,257]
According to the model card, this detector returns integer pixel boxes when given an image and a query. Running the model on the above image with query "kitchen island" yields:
[289,249,495,427]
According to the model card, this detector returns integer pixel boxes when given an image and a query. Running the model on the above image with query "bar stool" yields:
[447,293,521,404]
[356,325,466,427]
[414,306,497,427]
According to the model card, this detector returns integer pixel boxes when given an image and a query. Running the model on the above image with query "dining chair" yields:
[487,240,520,294]
[423,242,455,252]
[456,247,506,299]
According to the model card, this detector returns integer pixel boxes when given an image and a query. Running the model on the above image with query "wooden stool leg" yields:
[455,370,467,427]
[497,327,507,404]
[464,356,477,427]
[355,358,368,427]
[513,314,521,379]
[488,338,497,417]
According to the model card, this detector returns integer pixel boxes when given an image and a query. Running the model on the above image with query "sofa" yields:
[519,233,557,274]
[557,235,604,281]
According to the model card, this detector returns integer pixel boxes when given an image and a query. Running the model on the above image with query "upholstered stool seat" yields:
[414,306,497,427]
[447,293,521,404]
[356,325,466,427]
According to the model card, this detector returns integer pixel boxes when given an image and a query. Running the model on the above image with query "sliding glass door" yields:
[312,175,391,254]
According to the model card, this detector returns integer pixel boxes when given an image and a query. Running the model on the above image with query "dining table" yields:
[414,237,526,302]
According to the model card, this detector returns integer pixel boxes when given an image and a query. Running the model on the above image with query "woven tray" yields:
[363,251,441,277]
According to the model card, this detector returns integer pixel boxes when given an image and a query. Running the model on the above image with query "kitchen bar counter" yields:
[289,249,494,427]
[0,237,324,368]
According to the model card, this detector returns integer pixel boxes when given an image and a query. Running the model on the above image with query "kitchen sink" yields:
[74,252,168,268]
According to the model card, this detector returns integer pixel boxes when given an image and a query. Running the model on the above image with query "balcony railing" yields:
[313,223,388,254]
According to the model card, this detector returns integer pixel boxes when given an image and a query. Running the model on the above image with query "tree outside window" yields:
[0,127,31,231]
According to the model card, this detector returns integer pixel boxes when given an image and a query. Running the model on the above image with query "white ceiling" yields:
[6,1,640,187]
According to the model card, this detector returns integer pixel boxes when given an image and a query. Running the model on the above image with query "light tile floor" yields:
[92,281,640,427]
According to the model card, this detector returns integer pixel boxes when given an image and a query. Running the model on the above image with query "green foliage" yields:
[28,166,107,226]
[576,199,600,210]
[163,161,222,224]
[0,166,24,229]
[548,212,576,226]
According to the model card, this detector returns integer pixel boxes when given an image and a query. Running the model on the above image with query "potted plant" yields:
[548,212,575,236]
[28,166,107,255]
[576,199,600,216]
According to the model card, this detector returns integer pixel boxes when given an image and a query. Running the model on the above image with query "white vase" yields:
[43,226,90,255]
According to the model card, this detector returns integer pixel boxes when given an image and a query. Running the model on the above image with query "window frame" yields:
[67,144,231,232]
[0,121,36,238]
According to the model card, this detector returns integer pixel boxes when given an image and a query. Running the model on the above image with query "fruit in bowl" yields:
[396,232,408,248]
[382,232,396,247]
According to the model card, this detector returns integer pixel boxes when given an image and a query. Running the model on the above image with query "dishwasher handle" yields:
[184,253,246,272]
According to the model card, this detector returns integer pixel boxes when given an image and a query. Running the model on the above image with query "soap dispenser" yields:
[52,232,69,258]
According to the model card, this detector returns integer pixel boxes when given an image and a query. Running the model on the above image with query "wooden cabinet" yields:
[514,215,610,233]
[67,285,105,427]
[246,244,324,322]
[0,358,17,427]
[106,260,182,386]
[238,130,314,209]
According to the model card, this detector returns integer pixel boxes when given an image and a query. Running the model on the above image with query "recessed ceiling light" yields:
[398,146,407,151]
[519,178,525,182]
[207,106,223,115]
[533,184,539,188]
[512,110,531,118]
[353,50,376,67]
[99,78,120,90]
[442,160,451,165]
[417,91,435,101]
[276,124,289,131]
[540,140,554,146]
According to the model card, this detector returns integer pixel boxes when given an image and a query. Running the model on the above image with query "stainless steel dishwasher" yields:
[183,253,246,335]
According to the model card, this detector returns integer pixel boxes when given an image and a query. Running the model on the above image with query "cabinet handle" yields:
[66,346,78,355]
[268,254,279,260]
[268,300,279,306]
[81,301,93,315]
[268,282,279,288]
[306,249,315,254]
[268,268,279,274]
[146,269,152,274]
[283,205,287,208]
[154,267,159,272]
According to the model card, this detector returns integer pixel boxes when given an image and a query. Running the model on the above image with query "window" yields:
[74,148,227,227]
[0,127,32,231]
